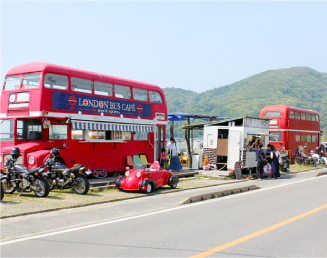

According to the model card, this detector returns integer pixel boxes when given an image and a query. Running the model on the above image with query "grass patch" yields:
[289,164,325,173]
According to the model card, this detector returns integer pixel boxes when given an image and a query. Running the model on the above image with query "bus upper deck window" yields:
[94,81,113,96]
[133,88,148,101]
[71,77,92,93]
[115,85,131,99]
[295,112,300,119]
[44,74,68,90]
[306,114,311,121]
[311,115,316,121]
[149,91,163,104]
[22,73,41,89]
[301,113,306,120]
[289,111,294,119]
[265,111,281,117]
[4,75,21,91]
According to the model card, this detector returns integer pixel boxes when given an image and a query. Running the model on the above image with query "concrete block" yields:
[179,198,191,205]
[190,195,202,203]
[222,190,232,196]
[240,186,249,192]
[201,193,213,200]
[248,185,256,190]
[212,191,223,198]
[231,188,241,194]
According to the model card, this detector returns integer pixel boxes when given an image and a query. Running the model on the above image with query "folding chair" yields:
[140,154,152,166]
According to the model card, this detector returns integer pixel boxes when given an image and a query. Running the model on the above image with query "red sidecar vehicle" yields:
[114,162,179,193]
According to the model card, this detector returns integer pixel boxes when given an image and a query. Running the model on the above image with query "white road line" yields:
[1,174,326,246]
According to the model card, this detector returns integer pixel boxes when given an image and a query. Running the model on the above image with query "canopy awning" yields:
[249,133,276,137]
[72,120,154,132]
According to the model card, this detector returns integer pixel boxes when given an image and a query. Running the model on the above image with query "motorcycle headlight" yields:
[28,156,35,165]
[125,171,130,177]
[136,172,141,178]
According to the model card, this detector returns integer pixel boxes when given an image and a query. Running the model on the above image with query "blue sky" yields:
[1,1,327,93]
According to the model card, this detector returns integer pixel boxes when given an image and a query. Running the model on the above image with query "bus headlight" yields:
[28,156,35,165]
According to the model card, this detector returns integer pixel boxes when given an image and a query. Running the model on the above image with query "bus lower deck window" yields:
[50,125,67,140]
[17,119,42,140]
[134,132,148,141]
[0,119,14,141]
[72,129,85,140]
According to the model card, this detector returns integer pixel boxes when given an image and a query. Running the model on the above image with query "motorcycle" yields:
[310,148,325,167]
[279,151,290,172]
[43,149,91,194]
[1,150,50,198]
[1,171,5,201]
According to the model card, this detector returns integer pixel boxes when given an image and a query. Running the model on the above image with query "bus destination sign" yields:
[52,92,152,118]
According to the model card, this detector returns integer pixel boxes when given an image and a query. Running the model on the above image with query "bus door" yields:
[156,126,165,162]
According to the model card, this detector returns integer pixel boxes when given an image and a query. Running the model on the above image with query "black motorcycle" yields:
[44,153,91,195]
[1,171,5,201]
[1,155,50,198]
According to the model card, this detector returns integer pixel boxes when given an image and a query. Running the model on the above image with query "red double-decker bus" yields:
[260,105,320,162]
[0,63,167,173]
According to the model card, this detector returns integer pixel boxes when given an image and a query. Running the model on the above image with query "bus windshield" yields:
[17,119,42,140]
[0,119,14,141]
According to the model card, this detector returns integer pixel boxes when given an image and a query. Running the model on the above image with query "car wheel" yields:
[171,183,177,189]
[144,183,152,193]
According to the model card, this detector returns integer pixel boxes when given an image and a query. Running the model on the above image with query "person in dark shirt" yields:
[251,143,265,180]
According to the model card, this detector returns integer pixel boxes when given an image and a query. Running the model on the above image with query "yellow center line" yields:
[191,203,327,258]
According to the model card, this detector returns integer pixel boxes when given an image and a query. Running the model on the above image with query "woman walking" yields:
[168,137,182,171]
[270,145,280,179]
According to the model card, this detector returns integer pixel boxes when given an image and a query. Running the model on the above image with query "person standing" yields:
[266,144,272,179]
[159,148,167,169]
[168,137,182,171]
[251,143,265,180]
[270,145,280,179]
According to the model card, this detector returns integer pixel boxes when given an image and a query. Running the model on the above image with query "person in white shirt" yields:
[168,137,182,171]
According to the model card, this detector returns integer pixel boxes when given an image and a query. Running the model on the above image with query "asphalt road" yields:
[1,170,327,257]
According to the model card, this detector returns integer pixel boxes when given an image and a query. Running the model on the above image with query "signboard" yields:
[234,162,242,179]
[52,92,152,118]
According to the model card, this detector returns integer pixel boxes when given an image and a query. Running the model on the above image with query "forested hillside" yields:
[163,67,327,139]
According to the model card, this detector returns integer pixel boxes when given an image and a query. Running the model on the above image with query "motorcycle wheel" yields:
[33,177,50,197]
[1,182,4,201]
[73,175,89,195]
[2,179,15,194]
[294,157,302,165]
[319,159,325,166]
[47,178,55,191]
[309,159,316,167]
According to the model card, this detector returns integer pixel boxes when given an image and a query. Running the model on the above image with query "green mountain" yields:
[163,67,327,140]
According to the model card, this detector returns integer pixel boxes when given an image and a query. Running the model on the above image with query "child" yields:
[160,148,166,169]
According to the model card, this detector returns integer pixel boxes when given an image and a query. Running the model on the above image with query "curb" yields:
[179,185,260,205]
[1,179,247,220]
[316,171,327,177]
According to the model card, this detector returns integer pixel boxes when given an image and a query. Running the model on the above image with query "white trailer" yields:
[203,117,271,174]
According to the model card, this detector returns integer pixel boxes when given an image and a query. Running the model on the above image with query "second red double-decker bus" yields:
[260,105,321,162]
[0,63,167,173]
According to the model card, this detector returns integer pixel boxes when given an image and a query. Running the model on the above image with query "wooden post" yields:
[186,118,192,169]
[170,121,174,139]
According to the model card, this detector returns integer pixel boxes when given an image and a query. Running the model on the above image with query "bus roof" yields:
[261,105,319,115]
[5,62,163,92]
